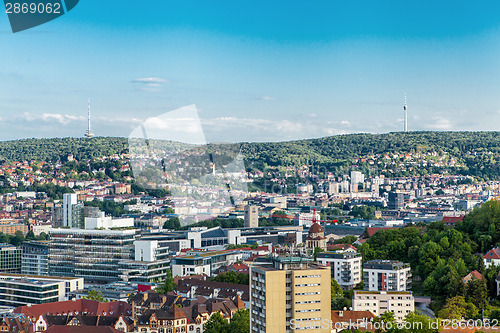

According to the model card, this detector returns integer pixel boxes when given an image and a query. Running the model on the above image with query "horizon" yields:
[0,129,498,145]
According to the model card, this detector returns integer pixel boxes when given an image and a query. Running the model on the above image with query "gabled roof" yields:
[443,216,464,223]
[463,270,484,284]
[14,300,131,319]
[331,310,376,323]
[483,247,500,260]
[44,327,123,333]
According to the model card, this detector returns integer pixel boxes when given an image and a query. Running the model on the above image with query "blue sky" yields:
[2,1,500,142]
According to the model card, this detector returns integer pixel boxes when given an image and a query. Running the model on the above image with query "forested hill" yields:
[1,132,500,179]
[0,137,128,162]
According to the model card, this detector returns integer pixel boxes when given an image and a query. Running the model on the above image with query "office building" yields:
[316,251,362,289]
[84,211,134,229]
[21,241,49,276]
[388,192,404,210]
[0,273,83,308]
[171,250,244,277]
[245,205,259,228]
[0,244,21,274]
[250,256,331,333]
[353,290,414,321]
[363,260,411,292]
[118,239,171,283]
[49,228,137,283]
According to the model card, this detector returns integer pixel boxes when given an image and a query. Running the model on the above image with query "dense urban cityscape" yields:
[4,1,500,332]
[0,134,496,332]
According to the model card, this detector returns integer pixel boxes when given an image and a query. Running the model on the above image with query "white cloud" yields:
[16,112,85,125]
[132,77,168,87]
[260,96,276,101]
[427,116,453,130]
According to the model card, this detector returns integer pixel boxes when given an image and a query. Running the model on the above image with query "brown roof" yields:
[484,247,500,260]
[309,222,324,234]
[463,270,484,284]
[331,310,375,323]
[14,300,131,319]
[44,327,122,333]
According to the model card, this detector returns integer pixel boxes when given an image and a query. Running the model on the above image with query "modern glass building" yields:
[0,244,21,274]
[21,241,50,276]
[49,228,138,283]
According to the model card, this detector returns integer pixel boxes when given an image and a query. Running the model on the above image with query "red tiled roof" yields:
[14,299,131,319]
[463,270,484,284]
[443,216,464,223]
[331,310,375,324]
[483,248,500,260]
[366,227,395,238]
[44,327,122,333]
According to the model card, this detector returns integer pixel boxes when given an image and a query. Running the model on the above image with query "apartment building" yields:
[363,260,411,292]
[352,291,414,321]
[250,256,331,333]
[316,251,362,289]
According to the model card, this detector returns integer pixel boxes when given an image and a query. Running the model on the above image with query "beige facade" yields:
[352,291,414,321]
[244,205,259,228]
[250,257,331,333]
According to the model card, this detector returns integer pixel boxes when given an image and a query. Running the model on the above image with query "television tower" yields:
[84,98,94,138]
[404,92,407,132]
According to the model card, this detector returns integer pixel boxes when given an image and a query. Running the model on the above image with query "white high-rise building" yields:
[351,171,365,185]
[62,193,78,227]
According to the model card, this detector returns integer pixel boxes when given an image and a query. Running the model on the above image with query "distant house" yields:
[462,270,484,284]
[443,216,464,227]
[330,310,376,333]
[483,248,500,268]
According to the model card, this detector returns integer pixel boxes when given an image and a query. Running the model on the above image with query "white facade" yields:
[84,212,134,229]
[0,274,83,308]
[363,260,411,292]
[63,193,77,227]
[316,252,362,289]
[294,212,320,227]
[353,291,414,321]
[351,171,365,185]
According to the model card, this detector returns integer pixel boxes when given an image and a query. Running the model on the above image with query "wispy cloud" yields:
[16,112,85,125]
[131,77,168,87]
[427,116,453,130]
[260,96,276,101]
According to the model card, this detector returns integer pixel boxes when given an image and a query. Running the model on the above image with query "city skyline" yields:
[2,1,500,142]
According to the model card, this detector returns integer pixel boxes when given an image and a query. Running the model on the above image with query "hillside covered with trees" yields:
[1,132,500,179]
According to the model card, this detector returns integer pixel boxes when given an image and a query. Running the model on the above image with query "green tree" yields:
[83,290,107,302]
[438,296,478,319]
[466,276,488,310]
[156,269,176,293]
[313,247,324,260]
[163,217,181,230]
[204,312,229,333]
[228,309,250,333]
